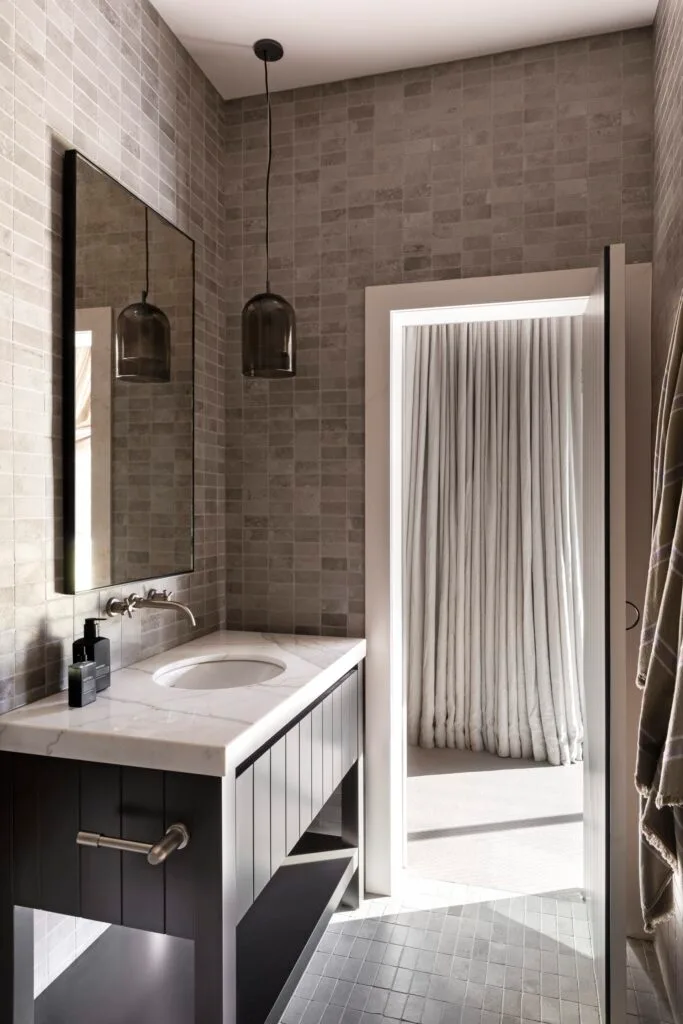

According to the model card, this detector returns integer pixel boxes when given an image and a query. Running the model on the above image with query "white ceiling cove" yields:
[152,0,657,100]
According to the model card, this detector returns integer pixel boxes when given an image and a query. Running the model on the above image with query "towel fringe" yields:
[634,774,683,809]
[635,776,651,798]
[641,822,679,873]
[654,790,683,810]
[642,903,677,934]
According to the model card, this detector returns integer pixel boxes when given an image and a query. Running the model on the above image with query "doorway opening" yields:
[364,259,653,1023]
[401,296,586,903]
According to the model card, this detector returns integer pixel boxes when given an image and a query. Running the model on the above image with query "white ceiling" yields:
[153,0,658,101]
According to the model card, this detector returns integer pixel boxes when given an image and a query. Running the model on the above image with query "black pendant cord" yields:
[143,206,149,303]
[264,58,272,294]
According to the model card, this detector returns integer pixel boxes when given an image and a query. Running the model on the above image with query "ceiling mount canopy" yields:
[241,37,296,379]
[253,38,284,63]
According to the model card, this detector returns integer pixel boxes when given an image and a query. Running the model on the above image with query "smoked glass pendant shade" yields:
[241,40,296,379]
[116,297,171,382]
[242,291,296,378]
[115,204,171,383]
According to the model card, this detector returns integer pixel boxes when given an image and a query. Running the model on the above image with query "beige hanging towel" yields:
[637,290,683,930]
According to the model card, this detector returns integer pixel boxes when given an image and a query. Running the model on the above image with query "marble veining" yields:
[0,632,366,776]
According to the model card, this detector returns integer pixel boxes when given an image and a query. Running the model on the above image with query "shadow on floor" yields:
[408,811,584,844]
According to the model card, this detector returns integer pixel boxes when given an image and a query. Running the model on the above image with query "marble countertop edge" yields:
[0,631,366,777]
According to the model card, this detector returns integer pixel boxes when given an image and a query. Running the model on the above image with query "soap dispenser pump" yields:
[73,618,111,693]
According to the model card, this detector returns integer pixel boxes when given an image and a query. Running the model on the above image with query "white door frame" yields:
[363,265,651,898]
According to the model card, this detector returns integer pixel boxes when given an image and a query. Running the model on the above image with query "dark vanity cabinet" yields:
[0,666,364,1024]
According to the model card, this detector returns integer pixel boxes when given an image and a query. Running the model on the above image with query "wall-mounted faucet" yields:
[105,589,196,628]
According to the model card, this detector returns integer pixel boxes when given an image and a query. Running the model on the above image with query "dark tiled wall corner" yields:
[651,1,683,1012]
[0,0,227,714]
[652,0,683,403]
[222,29,654,638]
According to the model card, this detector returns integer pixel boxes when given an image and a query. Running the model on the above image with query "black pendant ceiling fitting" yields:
[242,38,296,379]
[116,206,171,383]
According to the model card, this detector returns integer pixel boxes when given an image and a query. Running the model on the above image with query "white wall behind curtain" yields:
[403,317,584,766]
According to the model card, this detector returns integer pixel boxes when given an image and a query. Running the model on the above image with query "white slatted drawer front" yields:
[235,668,360,919]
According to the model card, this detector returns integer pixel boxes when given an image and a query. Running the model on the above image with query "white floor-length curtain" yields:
[404,317,584,766]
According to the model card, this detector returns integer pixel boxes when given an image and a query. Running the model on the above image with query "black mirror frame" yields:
[61,149,196,594]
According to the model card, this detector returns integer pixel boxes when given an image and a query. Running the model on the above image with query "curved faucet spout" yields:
[146,598,197,628]
[136,590,197,627]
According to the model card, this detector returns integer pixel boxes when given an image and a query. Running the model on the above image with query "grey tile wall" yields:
[651,4,683,1020]
[222,29,654,638]
[0,0,227,714]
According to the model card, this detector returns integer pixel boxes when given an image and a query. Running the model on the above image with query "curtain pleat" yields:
[404,316,584,765]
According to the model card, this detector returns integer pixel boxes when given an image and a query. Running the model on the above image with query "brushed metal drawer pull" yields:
[76,823,190,865]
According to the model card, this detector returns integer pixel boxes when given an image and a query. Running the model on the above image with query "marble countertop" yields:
[0,631,366,776]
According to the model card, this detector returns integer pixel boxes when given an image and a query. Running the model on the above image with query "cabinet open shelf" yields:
[34,851,356,1024]
[35,927,194,1024]
[237,852,357,1024]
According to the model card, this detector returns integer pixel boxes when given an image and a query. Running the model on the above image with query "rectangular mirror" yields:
[62,150,195,594]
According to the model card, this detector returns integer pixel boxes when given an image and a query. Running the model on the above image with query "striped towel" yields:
[637,290,683,931]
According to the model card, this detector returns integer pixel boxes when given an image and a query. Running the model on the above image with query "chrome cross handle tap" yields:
[104,593,137,618]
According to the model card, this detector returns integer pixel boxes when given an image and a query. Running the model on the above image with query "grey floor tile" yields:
[375,965,398,990]
[357,961,381,986]
[278,884,677,1024]
[383,991,407,1018]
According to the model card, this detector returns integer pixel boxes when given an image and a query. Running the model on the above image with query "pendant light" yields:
[242,38,296,379]
[115,206,171,383]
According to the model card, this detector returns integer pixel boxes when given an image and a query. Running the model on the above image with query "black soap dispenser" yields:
[73,618,111,693]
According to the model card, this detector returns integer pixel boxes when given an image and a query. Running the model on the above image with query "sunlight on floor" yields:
[406,746,583,896]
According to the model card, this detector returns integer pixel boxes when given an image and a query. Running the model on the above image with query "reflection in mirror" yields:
[116,207,172,383]
[63,151,195,594]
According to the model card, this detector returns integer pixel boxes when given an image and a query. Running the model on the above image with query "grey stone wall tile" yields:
[0,0,226,713]
[223,29,654,638]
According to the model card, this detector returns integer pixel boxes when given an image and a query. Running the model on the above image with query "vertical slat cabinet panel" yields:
[235,767,254,922]
[286,724,300,853]
[311,703,324,820]
[80,762,121,923]
[11,754,40,909]
[342,675,352,777]
[333,684,343,790]
[270,738,287,878]
[0,752,15,1024]
[121,767,164,932]
[165,773,223,1022]
[299,713,312,833]
[322,693,334,804]
[351,670,359,765]
[164,771,220,941]
[40,757,80,916]
[252,752,271,899]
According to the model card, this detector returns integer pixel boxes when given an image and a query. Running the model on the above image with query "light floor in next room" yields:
[406,746,583,895]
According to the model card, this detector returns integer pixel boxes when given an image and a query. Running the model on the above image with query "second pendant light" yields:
[241,38,296,379]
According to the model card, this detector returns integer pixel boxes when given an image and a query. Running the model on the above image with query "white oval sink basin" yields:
[153,655,285,690]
